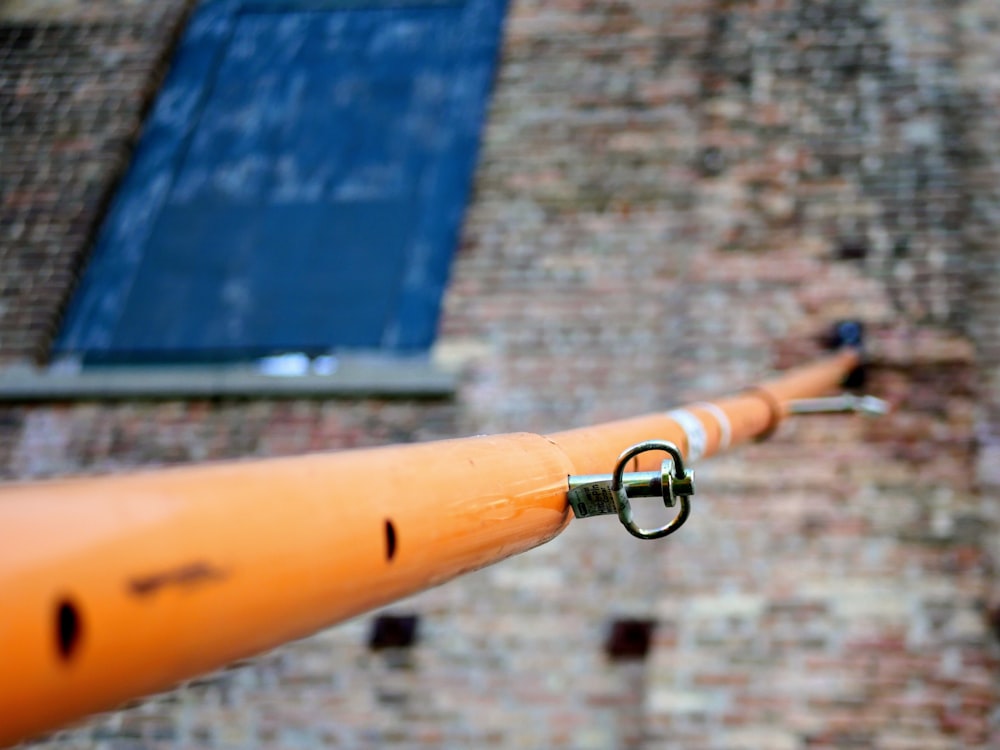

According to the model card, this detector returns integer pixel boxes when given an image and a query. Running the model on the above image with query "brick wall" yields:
[958,0,1000,491]
[0,0,195,366]
[3,0,999,748]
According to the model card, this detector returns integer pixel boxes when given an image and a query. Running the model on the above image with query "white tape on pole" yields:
[666,409,707,461]
[693,401,732,451]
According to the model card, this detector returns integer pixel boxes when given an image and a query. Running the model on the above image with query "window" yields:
[55,0,506,364]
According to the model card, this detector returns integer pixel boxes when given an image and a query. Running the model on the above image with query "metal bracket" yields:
[788,393,890,416]
[567,440,695,540]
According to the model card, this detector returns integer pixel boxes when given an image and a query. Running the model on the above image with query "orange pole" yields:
[551,349,861,471]
[0,350,859,745]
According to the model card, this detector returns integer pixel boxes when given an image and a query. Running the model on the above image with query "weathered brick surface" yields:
[4,0,1000,748]
[0,0,195,366]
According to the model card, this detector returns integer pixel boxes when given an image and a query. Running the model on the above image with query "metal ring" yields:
[610,440,692,540]
[743,386,783,442]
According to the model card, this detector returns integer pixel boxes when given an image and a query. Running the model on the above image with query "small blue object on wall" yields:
[55,0,507,364]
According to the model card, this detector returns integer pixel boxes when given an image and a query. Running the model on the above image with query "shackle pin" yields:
[567,440,694,540]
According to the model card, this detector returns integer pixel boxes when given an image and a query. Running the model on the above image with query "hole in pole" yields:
[55,598,82,661]
[385,519,397,561]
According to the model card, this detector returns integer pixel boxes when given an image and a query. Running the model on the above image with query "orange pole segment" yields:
[549,350,860,471]
[0,350,859,745]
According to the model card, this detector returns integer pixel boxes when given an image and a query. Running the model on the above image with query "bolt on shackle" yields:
[567,440,695,540]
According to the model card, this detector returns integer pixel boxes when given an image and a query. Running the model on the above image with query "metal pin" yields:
[787,394,891,417]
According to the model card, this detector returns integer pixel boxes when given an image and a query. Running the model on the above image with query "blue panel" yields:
[56,0,507,362]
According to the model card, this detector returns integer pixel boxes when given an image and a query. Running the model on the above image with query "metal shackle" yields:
[611,440,694,540]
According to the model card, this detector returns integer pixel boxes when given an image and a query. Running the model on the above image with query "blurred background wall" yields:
[2,0,999,747]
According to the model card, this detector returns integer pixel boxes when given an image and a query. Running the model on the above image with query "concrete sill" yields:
[0,359,457,403]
